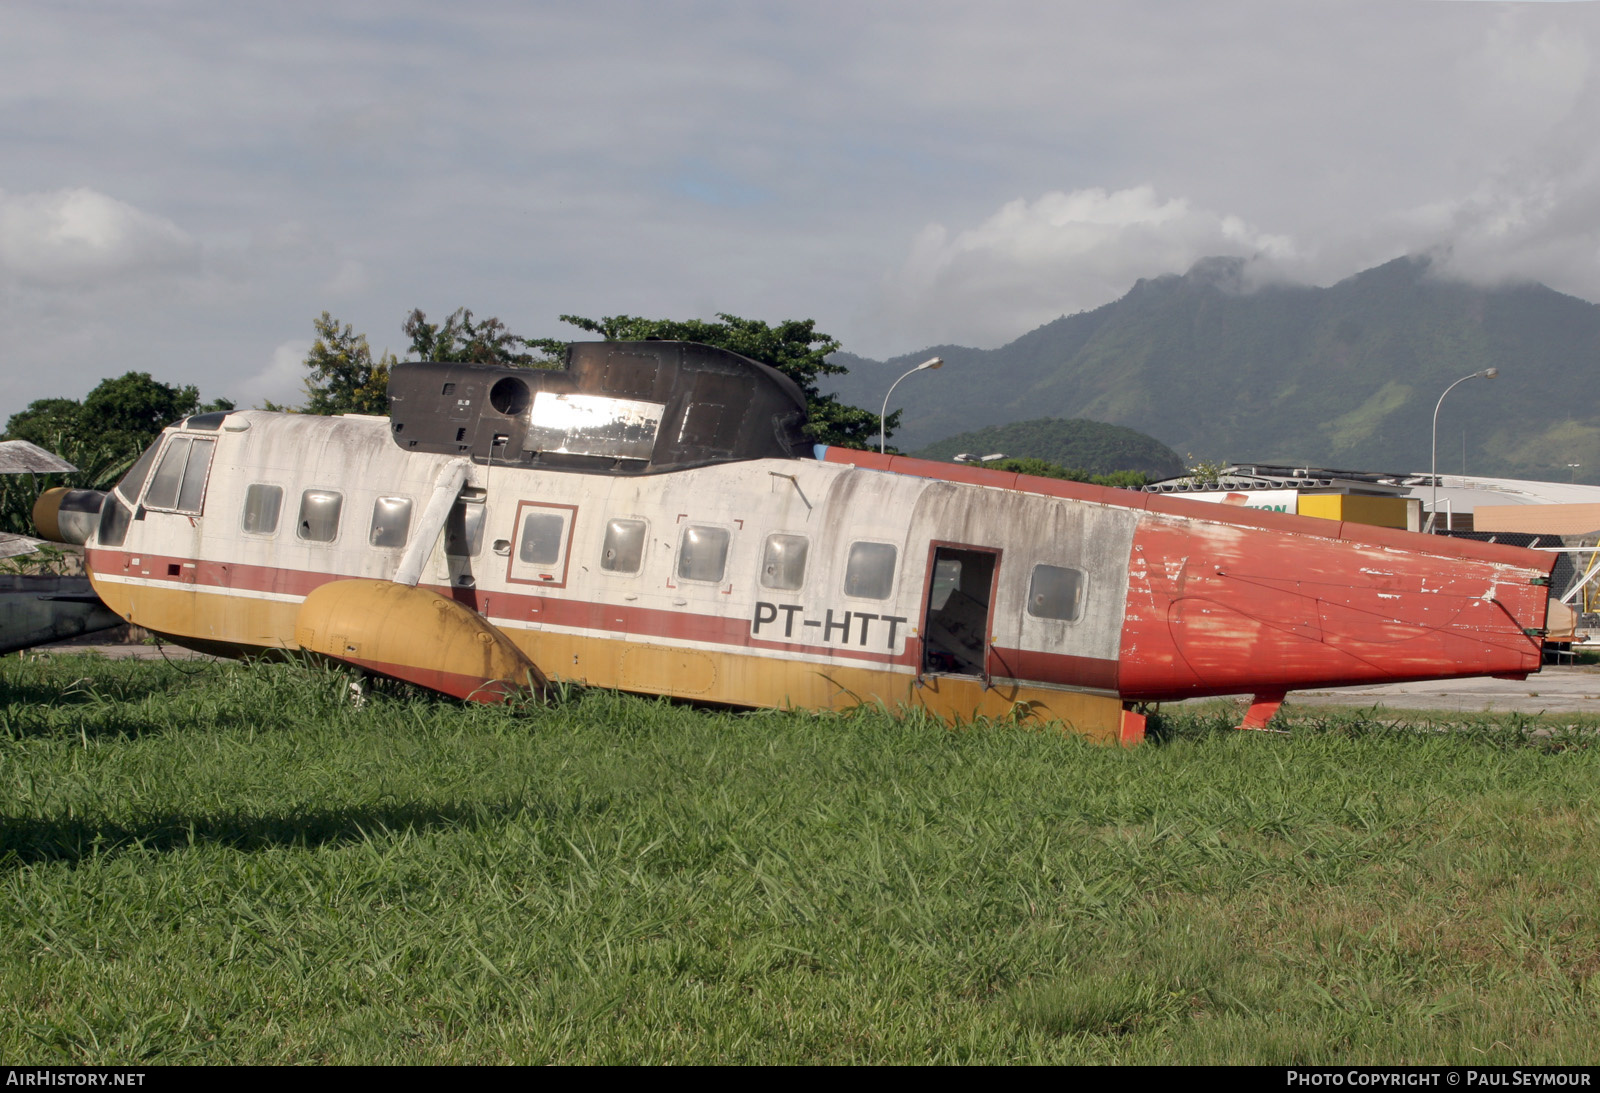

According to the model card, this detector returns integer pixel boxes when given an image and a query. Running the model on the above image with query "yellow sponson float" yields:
[294,579,546,703]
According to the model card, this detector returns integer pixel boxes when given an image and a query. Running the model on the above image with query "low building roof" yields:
[0,440,76,475]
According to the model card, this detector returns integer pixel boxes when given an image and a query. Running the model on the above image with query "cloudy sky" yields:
[2,0,1598,419]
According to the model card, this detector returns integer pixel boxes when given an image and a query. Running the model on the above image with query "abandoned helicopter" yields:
[33,340,1555,743]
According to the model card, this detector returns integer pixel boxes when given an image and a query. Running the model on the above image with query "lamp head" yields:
[918,356,944,371]
[1481,367,1499,379]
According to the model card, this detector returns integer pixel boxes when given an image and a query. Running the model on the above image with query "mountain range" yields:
[828,255,1600,483]
[912,418,1184,479]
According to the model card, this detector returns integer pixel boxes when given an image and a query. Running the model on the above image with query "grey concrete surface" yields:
[21,642,212,661]
[1186,666,1600,715]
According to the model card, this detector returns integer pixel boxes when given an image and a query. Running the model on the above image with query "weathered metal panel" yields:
[906,480,1137,671]
[525,392,664,460]
[0,575,122,654]
[1119,512,1551,699]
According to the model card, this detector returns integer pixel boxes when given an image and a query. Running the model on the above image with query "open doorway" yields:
[921,546,999,677]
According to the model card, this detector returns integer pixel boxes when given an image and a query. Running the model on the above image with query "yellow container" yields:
[1297,494,1411,529]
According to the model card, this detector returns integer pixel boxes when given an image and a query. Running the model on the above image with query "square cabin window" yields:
[677,525,730,583]
[760,533,809,591]
[298,489,343,543]
[519,512,566,565]
[602,518,647,573]
[844,541,896,600]
[369,496,413,548]
[241,484,283,535]
[1028,564,1087,622]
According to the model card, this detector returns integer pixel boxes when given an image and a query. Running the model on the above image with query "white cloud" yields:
[876,186,1296,348]
[236,340,310,409]
[0,188,199,288]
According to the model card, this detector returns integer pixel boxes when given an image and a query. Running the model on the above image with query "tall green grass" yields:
[2,654,1598,1063]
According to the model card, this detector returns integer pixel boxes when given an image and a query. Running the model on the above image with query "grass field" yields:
[3,652,1598,1064]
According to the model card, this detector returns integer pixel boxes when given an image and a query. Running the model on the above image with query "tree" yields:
[4,398,85,449]
[81,372,231,452]
[295,312,395,416]
[289,308,885,447]
[285,308,555,416]
[403,307,553,367]
[5,373,228,455]
[979,456,1148,489]
[532,313,884,448]
[2,372,231,537]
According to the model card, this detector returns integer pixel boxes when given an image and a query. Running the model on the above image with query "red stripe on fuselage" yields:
[84,546,1126,692]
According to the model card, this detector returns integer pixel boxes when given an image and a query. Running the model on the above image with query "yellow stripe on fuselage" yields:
[90,577,1128,741]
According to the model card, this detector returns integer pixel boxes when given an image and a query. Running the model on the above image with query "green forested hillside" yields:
[831,256,1600,483]
[914,418,1184,478]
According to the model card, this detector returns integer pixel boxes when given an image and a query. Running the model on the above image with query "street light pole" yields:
[1430,367,1498,533]
[879,357,943,454]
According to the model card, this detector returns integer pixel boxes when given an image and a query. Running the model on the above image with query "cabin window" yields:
[519,513,566,565]
[369,496,413,548]
[1028,564,1087,621]
[241,484,283,535]
[760,533,809,591]
[507,502,575,586]
[297,489,343,542]
[445,497,486,557]
[602,519,647,573]
[844,541,897,600]
[142,437,215,514]
[677,525,730,583]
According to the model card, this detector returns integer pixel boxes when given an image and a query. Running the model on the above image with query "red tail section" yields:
[1118,513,1553,700]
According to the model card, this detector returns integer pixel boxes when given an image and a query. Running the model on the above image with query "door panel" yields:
[507,501,577,588]
[920,544,1000,679]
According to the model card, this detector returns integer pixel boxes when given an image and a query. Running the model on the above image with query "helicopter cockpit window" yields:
[369,496,413,548]
[297,489,343,543]
[97,494,132,548]
[176,439,214,513]
[760,533,809,591]
[1028,564,1087,622]
[844,541,897,600]
[142,437,215,515]
[114,442,162,505]
[241,484,283,535]
[601,519,647,573]
[677,525,730,583]
[141,439,188,509]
